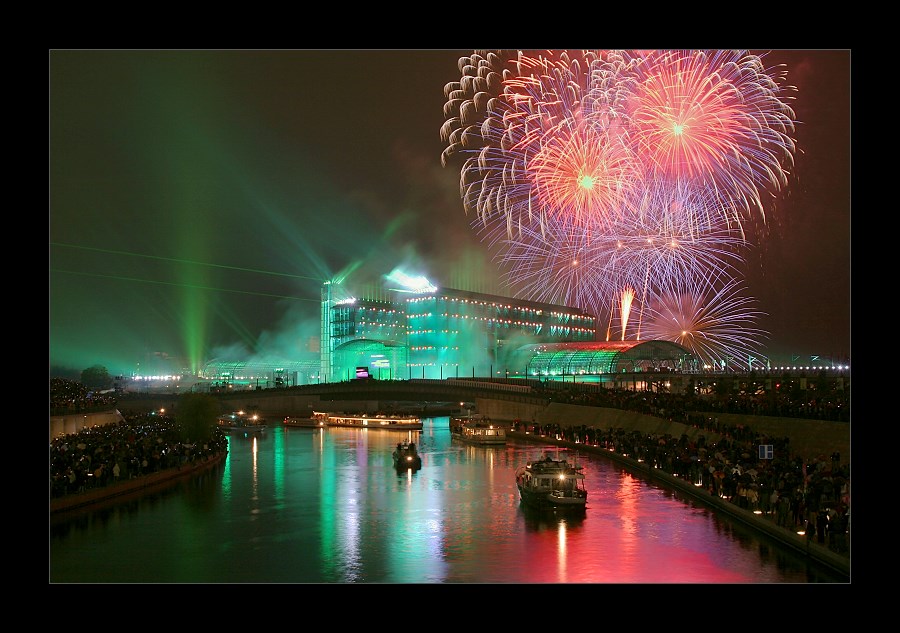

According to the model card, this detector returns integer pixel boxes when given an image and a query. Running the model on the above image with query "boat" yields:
[216,411,268,433]
[325,412,422,431]
[392,440,422,470]
[515,452,588,511]
[449,415,506,445]
[283,415,325,428]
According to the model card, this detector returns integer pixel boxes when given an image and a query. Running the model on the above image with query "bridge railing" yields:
[422,378,533,394]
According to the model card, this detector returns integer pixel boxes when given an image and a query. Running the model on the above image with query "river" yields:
[49,417,846,583]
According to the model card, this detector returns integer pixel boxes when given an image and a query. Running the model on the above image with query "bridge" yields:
[78,373,850,460]
[209,367,846,400]
[116,367,850,413]
[215,378,547,414]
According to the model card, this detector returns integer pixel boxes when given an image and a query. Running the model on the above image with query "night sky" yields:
[49,50,851,378]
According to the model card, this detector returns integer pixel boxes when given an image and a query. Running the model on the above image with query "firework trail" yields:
[441,49,797,364]
[619,286,636,341]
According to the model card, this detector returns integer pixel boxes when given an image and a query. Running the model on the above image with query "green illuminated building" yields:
[515,340,695,379]
[322,283,597,382]
[405,287,596,380]
[201,282,693,388]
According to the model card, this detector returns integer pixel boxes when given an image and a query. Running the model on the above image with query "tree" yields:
[713,379,730,397]
[81,365,113,390]
[177,393,220,443]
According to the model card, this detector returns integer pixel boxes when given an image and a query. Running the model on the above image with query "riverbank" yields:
[49,450,228,516]
[477,400,850,464]
[507,430,850,580]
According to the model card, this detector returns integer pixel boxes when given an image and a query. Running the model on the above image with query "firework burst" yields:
[627,49,798,228]
[442,49,797,363]
[641,272,769,371]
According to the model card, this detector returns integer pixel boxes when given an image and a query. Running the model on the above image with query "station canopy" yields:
[516,340,694,377]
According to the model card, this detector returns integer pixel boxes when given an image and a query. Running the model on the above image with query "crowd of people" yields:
[49,411,229,500]
[50,377,118,414]
[532,380,849,422]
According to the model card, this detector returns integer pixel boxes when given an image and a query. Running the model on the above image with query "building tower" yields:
[320,281,333,382]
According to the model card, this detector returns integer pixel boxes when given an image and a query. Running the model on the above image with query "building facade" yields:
[405,287,596,380]
[322,283,597,382]
[201,283,701,388]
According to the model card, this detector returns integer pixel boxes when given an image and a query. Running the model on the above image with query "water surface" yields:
[50,418,845,583]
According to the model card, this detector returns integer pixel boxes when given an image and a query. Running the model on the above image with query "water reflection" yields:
[50,419,847,583]
[519,505,586,532]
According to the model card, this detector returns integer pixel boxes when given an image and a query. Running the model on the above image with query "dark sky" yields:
[49,49,851,377]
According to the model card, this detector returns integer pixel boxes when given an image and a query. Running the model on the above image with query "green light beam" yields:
[50,242,325,282]
[50,269,322,303]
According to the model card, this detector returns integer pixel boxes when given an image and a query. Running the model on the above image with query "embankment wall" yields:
[50,410,125,440]
[476,400,849,463]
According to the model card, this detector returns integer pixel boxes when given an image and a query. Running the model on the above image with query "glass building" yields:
[201,282,693,387]
[321,283,596,382]
[198,358,320,390]
[513,340,694,382]
[405,287,596,380]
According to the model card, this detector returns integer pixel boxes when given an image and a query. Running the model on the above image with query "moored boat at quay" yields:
[515,451,588,512]
[325,412,422,431]
[283,415,325,428]
[449,415,506,445]
[216,411,268,433]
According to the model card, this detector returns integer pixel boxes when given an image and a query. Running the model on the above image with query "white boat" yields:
[283,415,325,428]
[325,412,422,431]
[217,411,268,433]
[449,415,506,445]
[515,452,588,511]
